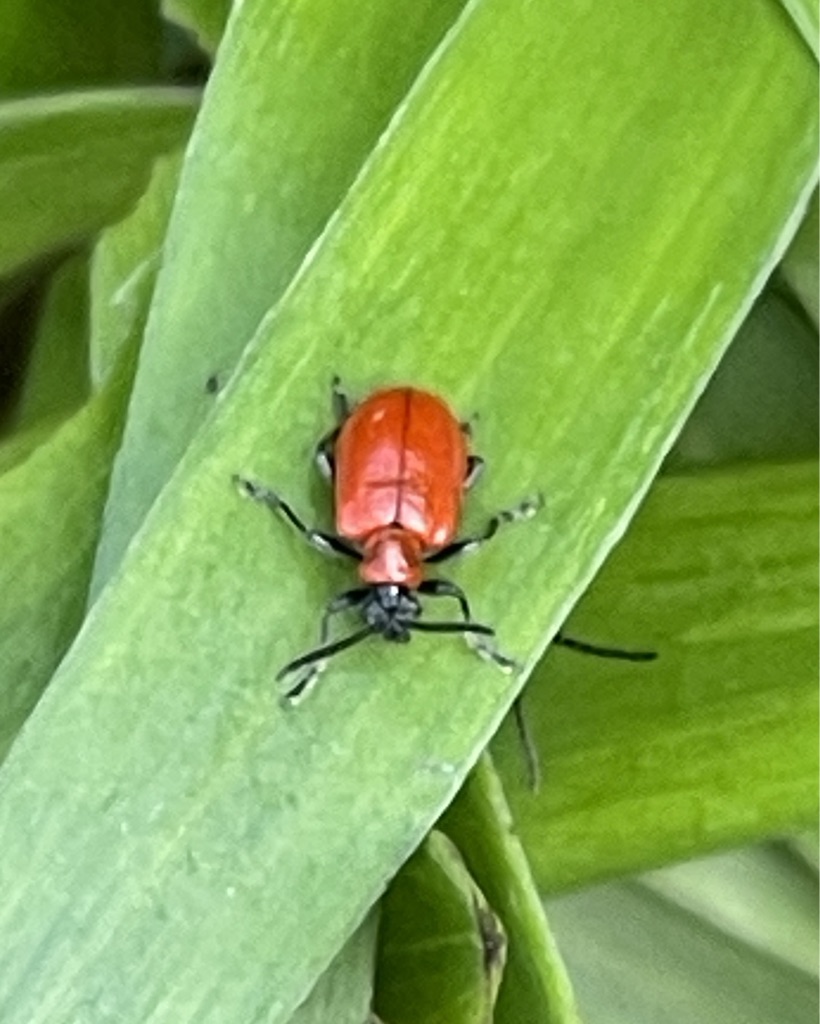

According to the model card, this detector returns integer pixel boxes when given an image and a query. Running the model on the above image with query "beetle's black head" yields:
[361,584,421,641]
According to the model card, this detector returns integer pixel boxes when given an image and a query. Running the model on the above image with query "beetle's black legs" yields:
[554,633,657,661]
[315,430,340,480]
[506,633,657,790]
[512,696,541,792]
[464,455,485,490]
[303,587,371,665]
[466,634,519,673]
[330,374,352,420]
[279,587,372,701]
[418,578,519,673]
[233,475,361,560]
[418,578,472,619]
[315,376,353,480]
[425,494,544,564]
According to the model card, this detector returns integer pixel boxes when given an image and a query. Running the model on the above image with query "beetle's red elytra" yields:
[337,388,471,588]
[234,380,542,701]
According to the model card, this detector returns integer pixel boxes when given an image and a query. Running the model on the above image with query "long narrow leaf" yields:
[493,460,818,891]
[0,88,197,277]
[92,0,469,591]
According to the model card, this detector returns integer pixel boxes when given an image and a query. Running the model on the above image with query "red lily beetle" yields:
[234,379,656,708]
[234,379,543,699]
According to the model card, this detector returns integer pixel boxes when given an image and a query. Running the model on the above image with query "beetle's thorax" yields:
[359,527,424,588]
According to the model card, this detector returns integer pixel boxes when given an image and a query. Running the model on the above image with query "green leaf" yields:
[88,150,183,389]
[546,845,818,1024]
[376,830,505,1024]
[493,460,818,892]
[0,3,814,1023]
[0,87,197,277]
[638,844,818,977]
[441,755,580,1024]
[0,0,162,95]
[669,286,818,466]
[778,0,820,59]
[293,915,378,1024]
[0,411,67,475]
[0,351,131,762]
[780,189,819,327]
[0,152,178,763]
[92,0,470,589]
[162,0,231,55]
[788,832,820,872]
[11,253,90,432]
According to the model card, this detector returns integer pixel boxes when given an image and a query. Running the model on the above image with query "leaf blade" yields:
[494,461,819,891]
[0,87,197,277]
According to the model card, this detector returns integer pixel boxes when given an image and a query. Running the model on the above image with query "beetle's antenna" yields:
[277,626,376,684]
[407,621,495,636]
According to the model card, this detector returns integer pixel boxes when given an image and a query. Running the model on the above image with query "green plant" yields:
[0,1,815,1021]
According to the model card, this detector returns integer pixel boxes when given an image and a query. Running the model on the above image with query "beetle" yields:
[234,378,656,717]
[235,379,542,700]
